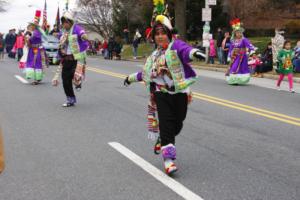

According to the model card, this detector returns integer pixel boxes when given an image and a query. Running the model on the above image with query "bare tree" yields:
[174,0,187,40]
[77,0,113,38]
[0,0,7,12]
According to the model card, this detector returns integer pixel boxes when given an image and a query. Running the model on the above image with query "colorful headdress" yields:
[61,11,74,23]
[147,0,173,39]
[153,0,172,29]
[230,18,244,32]
[29,10,41,26]
[28,10,48,39]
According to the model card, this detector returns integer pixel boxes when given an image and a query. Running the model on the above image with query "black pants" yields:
[154,92,188,146]
[62,60,77,98]
[255,64,273,73]
[108,51,113,60]
[17,48,23,61]
[223,51,229,64]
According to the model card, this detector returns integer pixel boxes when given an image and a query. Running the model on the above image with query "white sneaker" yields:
[164,158,177,175]
[276,86,281,91]
[290,89,295,93]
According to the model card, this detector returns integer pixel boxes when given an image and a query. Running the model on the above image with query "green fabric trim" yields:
[26,68,34,79]
[141,43,196,93]
[26,68,44,81]
[226,74,250,85]
[128,72,139,83]
[68,25,87,61]
[34,69,44,81]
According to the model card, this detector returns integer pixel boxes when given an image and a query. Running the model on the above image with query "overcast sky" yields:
[0,0,77,33]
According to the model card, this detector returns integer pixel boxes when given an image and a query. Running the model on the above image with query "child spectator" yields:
[276,40,295,93]
[209,36,216,64]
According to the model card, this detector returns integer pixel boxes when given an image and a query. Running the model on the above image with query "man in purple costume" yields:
[52,11,89,107]
[123,1,205,175]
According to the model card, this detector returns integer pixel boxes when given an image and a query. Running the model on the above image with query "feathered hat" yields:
[148,0,173,39]
[153,0,172,30]
[230,18,244,33]
[61,11,74,24]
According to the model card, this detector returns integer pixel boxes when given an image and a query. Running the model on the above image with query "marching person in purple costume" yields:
[52,11,89,107]
[123,0,204,175]
[226,18,255,85]
[26,10,48,85]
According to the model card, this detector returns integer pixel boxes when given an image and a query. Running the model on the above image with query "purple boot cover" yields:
[162,144,176,160]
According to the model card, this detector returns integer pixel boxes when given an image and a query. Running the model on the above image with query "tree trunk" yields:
[174,0,187,40]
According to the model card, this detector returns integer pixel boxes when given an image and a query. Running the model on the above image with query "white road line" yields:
[14,75,29,84]
[108,142,204,200]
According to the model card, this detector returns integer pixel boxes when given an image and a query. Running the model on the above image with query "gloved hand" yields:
[124,76,131,86]
[194,51,206,59]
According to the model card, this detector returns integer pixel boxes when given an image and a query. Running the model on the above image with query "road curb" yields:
[193,66,300,84]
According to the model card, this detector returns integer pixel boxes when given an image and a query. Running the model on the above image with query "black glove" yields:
[193,51,206,59]
[124,76,131,86]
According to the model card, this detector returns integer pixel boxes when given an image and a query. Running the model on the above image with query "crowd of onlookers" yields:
[2,25,300,77]
[86,37,123,60]
[85,28,143,61]
[0,29,25,61]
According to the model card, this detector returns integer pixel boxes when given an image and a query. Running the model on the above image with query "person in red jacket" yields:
[102,39,108,59]
[13,31,25,61]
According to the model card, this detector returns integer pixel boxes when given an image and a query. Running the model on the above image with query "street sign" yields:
[207,0,217,5]
[202,33,211,48]
[202,8,211,22]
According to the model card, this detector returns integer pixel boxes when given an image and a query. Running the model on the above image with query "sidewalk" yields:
[193,63,300,84]
[195,68,300,93]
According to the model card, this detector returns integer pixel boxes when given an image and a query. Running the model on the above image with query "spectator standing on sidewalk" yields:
[0,33,5,60]
[132,29,141,59]
[123,28,129,44]
[102,39,108,59]
[108,37,116,60]
[5,29,17,58]
[209,36,216,64]
[13,31,25,61]
[50,25,60,36]
[216,27,224,64]
[222,31,231,65]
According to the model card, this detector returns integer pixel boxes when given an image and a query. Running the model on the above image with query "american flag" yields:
[55,6,60,31]
[42,0,47,31]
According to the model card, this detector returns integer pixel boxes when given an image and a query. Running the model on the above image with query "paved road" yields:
[0,57,299,200]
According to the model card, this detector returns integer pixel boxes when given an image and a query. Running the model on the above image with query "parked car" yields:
[43,35,60,65]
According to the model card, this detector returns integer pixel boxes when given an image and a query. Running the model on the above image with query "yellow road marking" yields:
[193,92,300,122]
[192,94,300,127]
[86,66,300,127]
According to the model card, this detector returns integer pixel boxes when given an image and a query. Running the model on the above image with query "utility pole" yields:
[202,0,216,63]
